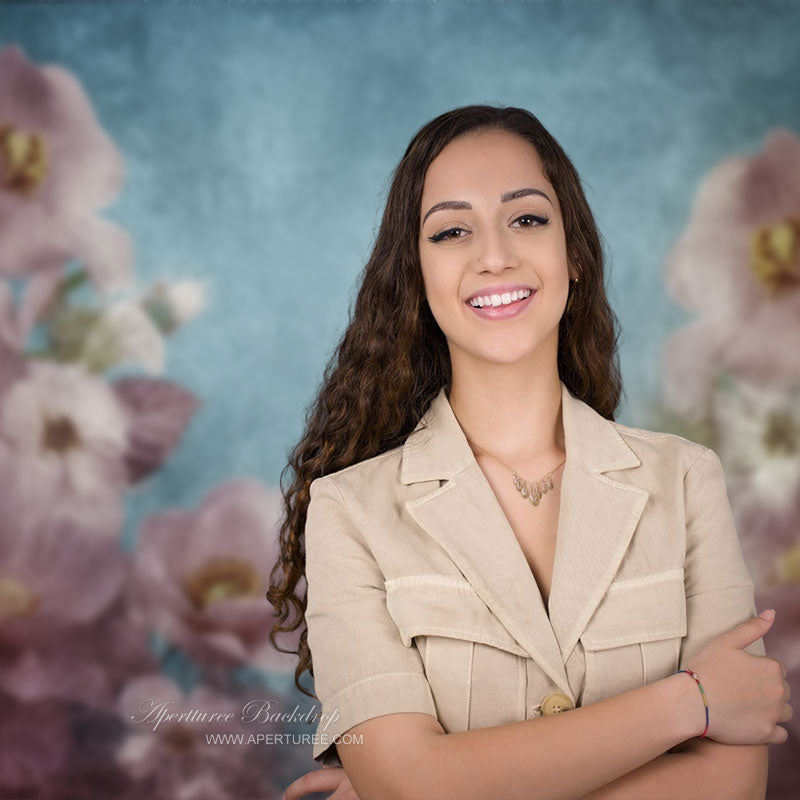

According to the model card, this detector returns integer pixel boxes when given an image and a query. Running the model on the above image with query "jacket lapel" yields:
[401,380,649,699]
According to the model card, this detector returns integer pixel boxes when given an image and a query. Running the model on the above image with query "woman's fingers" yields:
[769,725,789,744]
[284,766,348,800]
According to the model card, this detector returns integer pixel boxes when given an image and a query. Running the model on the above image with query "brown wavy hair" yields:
[266,104,623,698]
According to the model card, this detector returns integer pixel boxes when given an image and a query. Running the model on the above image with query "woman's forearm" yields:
[406,673,709,800]
[577,746,763,800]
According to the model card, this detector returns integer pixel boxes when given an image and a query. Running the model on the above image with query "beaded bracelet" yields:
[675,667,709,738]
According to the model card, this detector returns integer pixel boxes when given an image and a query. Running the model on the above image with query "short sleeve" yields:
[678,447,766,672]
[304,476,437,767]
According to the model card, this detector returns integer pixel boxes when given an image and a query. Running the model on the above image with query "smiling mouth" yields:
[466,288,533,309]
[465,289,536,320]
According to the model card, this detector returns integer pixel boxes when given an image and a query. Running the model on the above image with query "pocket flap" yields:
[581,568,687,650]
[385,575,527,657]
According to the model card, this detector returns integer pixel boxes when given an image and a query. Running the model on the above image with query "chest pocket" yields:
[385,576,528,733]
[580,568,687,705]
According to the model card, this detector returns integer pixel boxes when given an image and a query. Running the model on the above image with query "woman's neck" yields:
[447,371,565,472]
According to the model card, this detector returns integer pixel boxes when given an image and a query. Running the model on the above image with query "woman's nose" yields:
[474,226,520,271]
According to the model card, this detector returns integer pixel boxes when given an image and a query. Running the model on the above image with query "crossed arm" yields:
[578,738,768,800]
[285,726,768,800]
[327,675,768,800]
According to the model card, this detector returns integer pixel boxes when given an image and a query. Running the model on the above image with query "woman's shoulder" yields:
[609,418,709,474]
[309,441,407,500]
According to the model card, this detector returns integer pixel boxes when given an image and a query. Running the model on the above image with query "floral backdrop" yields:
[651,125,800,794]
[0,46,302,799]
[0,0,798,797]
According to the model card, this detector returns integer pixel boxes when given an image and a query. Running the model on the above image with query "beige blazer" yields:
[304,380,765,767]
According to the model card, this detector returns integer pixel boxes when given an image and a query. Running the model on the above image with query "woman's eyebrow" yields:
[422,187,552,224]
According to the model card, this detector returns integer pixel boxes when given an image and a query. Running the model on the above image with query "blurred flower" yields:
[0,522,124,635]
[0,691,72,794]
[142,279,207,334]
[662,128,800,420]
[775,537,800,585]
[81,299,166,374]
[40,279,206,374]
[129,480,298,672]
[112,375,200,483]
[0,359,129,522]
[0,45,132,293]
[712,377,800,510]
[706,376,800,588]
[38,703,133,800]
[116,674,255,796]
[0,515,127,705]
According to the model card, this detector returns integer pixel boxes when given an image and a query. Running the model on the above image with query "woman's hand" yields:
[283,766,361,800]
[685,610,792,745]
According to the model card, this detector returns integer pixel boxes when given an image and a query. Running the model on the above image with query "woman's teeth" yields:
[468,289,532,308]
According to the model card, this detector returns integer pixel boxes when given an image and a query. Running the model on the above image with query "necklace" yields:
[467,439,566,508]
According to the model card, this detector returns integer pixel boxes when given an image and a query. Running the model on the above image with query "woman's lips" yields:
[465,290,535,320]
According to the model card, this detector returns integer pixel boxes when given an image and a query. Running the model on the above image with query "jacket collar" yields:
[401,380,640,483]
[400,380,649,701]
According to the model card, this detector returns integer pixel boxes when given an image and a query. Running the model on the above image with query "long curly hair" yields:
[267,104,623,698]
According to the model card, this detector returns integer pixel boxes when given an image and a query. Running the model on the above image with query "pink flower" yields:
[0,359,129,531]
[115,674,272,798]
[662,128,800,420]
[0,691,72,794]
[0,515,128,705]
[129,479,300,673]
[112,375,200,483]
[0,45,132,292]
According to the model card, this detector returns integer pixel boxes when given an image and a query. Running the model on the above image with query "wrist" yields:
[660,671,708,743]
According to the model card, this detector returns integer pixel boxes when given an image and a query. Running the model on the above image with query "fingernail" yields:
[759,609,775,620]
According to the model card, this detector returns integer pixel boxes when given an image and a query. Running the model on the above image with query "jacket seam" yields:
[685,583,754,600]
[328,671,431,700]
[683,445,711,482]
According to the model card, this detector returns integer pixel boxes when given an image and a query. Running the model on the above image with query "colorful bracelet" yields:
[675,667,709,738]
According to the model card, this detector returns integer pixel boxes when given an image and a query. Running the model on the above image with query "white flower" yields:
[142,279,207,334]
[712,375,800,510]
[0,360,129,509]
[82,300,166,374]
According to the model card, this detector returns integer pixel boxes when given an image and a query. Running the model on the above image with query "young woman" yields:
[270,105,791,800]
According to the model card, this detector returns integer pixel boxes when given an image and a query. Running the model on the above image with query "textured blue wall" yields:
[2,0,797,532]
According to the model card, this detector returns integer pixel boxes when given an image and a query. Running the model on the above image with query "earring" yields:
[566,276,579,312]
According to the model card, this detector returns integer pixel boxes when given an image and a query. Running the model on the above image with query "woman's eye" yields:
[427,214,549,243]
[427,227,467,243]
[513,213,550,228]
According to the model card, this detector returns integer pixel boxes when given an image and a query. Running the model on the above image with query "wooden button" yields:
[540,692,574,715]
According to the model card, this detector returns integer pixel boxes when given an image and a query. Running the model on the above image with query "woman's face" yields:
[418,129,574,369]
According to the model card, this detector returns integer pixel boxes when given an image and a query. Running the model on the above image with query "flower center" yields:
[41,413,82,454]
[776,539,800,585]
[163,725,196,754]
[749,217,800,298]
[762,409,799,458]
[183,558,262,610]
[0,576,40,624]
[0,123,49,196]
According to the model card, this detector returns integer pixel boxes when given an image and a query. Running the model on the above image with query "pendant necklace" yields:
[467,439,566,508]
